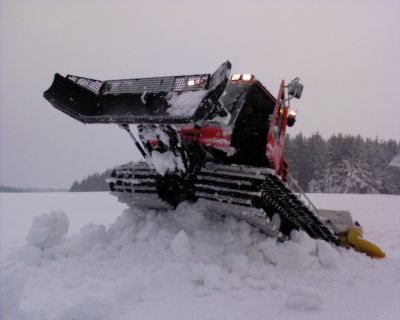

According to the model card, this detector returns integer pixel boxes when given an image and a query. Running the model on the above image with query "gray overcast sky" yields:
[1,0,399,189]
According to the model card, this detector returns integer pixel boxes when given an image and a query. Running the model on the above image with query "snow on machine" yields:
[44,61,385,257]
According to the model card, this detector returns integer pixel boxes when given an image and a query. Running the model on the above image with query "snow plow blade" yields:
[43,61,231,124]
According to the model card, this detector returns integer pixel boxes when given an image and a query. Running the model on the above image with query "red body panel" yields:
[143,79,290,180]
[177,80,290,180]
[266,80,289,179]
[180,125,234,154]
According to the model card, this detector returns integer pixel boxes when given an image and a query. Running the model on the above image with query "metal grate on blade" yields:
[67,75,103,94]
[66,73,210,96]
[102,74,210,95]
[103,76,174,95]
[172,74,209,91]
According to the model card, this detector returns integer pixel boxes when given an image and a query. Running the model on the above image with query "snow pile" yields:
[25,210,69,250]
[170,230,191,262]
[148,150,184,175]
[286,287,323,311]
[165,60,230,118]
[1,194,400,320]
[166,90,207,117]
[139,125,185,174]
[0,272,26,320]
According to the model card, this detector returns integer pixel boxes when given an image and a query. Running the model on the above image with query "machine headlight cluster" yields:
[187,77,207,86]
[187,79,205,86]
[287,109,297,127]
[231,74,254,81]
[242,74,253,81]
[231,74,242,81]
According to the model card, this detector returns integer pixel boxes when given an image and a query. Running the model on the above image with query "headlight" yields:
[231,74,242,81]
[242,74,253,81]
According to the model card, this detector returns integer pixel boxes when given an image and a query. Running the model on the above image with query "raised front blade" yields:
[43,61,231,124]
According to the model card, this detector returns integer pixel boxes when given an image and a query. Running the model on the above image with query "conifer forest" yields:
[70,133,400,195]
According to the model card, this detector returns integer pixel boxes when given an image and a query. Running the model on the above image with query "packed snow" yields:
[165,60,230,118]
[166,90,207,117]
[148,151,185,176]
[0,192,399,320]
[139,125,185,174]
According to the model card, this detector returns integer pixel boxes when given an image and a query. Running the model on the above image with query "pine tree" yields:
[309,134,382,193]
[69,169,113,191]
[380,140,400,194]
[285,133,309,190]
[70,180,80,192]
[309,134,342,192]
[305,132,327,191]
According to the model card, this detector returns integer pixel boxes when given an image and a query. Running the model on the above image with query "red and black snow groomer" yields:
[43,61,342,245]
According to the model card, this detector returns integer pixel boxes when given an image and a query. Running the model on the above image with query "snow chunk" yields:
[259,239,317,270]
[290,230,317,255]
[26,211,69,250]
[166,90,207,117]
[170,230,191,262]
[149,150,184,175]
[191,263,226,291]
[275,242,316,270]
[173,202,207,234]
[140,125,171,146]
[239,222,253,246]
[69,224,109,255]
[106,209,139,245]
[0,272,27,320]
[286,288,324,311]
[17,245,42,266]
[316,240,339,268]
[223,253,249,275]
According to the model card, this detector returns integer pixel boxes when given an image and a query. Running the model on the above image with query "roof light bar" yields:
[231,73,254,81]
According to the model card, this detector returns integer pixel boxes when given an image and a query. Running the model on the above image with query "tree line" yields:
[285,133,400,194]
[0,186,67,193]
[70,133,400,194]
[70,169,113,192]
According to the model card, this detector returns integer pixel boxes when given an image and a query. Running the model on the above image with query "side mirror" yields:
[287,77,303,99]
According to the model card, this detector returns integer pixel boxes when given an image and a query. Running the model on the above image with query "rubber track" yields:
[195,163,339,245]
[260,175,339,244]
[109,162,339,245]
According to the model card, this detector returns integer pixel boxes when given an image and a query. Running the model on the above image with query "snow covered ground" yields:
[0,192,399,320]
